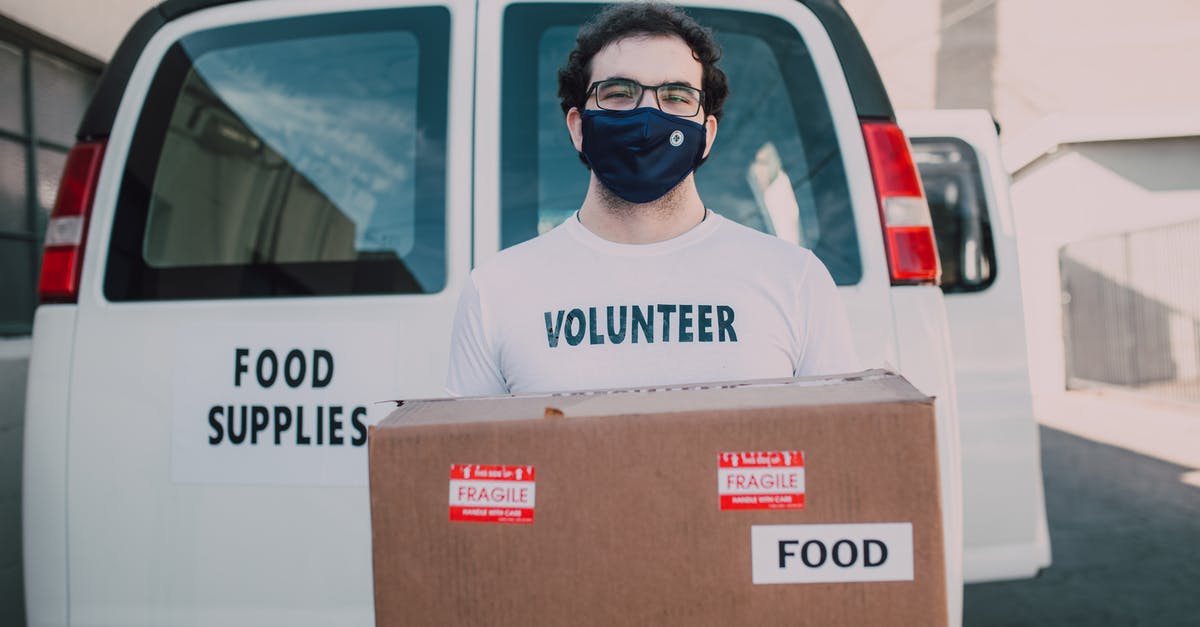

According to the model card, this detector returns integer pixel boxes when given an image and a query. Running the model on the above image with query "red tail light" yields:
[861,121,940,285]
[38,141,106,303]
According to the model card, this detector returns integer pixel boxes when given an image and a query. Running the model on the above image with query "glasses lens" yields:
[594,79,641,111]
[657,84,701,116]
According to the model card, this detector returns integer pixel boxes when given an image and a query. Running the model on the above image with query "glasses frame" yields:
[585,79,706,118]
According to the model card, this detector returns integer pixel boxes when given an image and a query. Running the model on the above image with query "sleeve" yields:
[444,273,509,397]
[794,252,863,377]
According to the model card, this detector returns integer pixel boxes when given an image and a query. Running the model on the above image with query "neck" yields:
[577,175,708,244]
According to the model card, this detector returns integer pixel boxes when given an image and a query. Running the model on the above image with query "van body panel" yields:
[888,285,964,626]
[900,109,1052,582]
[21,306,76,627]
[76,0,895,143]
[62,0,476,624]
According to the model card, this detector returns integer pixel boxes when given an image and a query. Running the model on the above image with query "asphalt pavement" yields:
[964,425,1200,626]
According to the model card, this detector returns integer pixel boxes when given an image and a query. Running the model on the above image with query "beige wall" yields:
[0,0,156,61]
[844,0,1200,139]
[842,0,942,109]
[1010,136,1200,396]
[996,0,1200,138]
[6,0,1200,141]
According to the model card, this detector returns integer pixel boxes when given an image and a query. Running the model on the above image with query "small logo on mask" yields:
[669,130,685,147]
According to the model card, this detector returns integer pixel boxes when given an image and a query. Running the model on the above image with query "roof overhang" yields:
[1003,111,1200,177]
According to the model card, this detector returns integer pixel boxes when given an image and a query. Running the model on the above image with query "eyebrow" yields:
[596,75,699,89]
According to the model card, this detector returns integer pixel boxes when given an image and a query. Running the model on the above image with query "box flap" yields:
[380,369,928,428]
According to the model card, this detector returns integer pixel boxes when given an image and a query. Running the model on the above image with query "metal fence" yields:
[1060,219,1200,405]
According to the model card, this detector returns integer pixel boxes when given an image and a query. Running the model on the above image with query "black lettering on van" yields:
[313,350,334,388]
[228,405,247,444]
[256,350,278,387]
[250,405,270,444]
[296,406,311,445]
[207,403,372,447]
[284,350,306,388]
[273,406,293,445]
[234,348,250,387]
[351,406,368,446]
[329,406,344,445]
[209,406,224,444]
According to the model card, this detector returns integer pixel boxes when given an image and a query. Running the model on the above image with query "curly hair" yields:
[557,2,729,123]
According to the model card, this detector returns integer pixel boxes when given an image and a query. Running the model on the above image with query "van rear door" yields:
[62,1,473,624]
[900,109,1052,582]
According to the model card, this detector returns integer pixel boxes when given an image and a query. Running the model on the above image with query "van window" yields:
[910,137,996,293]
[105,8,450,301]
[499,4,862,285]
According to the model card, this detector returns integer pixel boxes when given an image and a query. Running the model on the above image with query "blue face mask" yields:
[581,107,707,204]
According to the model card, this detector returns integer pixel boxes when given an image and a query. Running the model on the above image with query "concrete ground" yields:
[965,393,1200,626]
[1036,389,1200,472]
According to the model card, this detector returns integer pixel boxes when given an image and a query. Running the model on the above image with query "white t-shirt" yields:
[445,211,861,396]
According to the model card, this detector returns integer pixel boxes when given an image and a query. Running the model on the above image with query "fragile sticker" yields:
[718,450,805,511]
[448,464,536,524]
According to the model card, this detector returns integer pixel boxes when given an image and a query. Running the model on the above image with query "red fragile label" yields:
[448,464,536,524]
[718,451,805,511]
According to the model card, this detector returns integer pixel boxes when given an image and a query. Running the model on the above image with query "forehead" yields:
[589,34,703,86]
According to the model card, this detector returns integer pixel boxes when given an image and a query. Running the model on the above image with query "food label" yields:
[751,523,915,584]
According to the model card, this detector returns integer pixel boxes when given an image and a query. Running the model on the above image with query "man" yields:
[446,2,860,396]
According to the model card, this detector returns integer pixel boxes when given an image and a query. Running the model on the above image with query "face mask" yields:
[581,107,707,204]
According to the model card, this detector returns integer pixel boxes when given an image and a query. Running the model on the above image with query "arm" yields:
[795,252,862,376]
[445,274,508,396]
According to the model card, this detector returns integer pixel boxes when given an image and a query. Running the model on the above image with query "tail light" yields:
[38,141,105,304]
[861,121,940,285]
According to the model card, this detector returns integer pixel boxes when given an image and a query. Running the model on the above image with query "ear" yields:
[702,114,718,159]
[567,107,584,153]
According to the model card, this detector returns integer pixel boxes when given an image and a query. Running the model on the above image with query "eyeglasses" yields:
[586,79,705,118]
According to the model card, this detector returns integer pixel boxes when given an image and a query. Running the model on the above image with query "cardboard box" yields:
[369,370,946,626]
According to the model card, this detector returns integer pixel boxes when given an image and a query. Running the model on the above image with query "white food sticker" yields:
[751,523,914,584]
[171,323,398,486]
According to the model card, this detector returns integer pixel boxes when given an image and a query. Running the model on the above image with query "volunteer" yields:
[446,1,860,395]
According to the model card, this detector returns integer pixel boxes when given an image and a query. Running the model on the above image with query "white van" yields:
[23,1,1043,625]
[901,109,1053,583]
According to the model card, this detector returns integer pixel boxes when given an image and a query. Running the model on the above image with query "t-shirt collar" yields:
[563,209,721,257]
